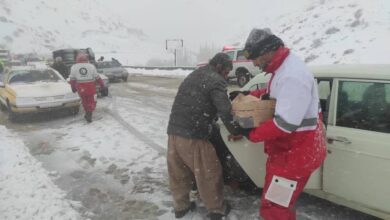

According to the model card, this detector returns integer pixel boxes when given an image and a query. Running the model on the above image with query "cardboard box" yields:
[232,94,276,128]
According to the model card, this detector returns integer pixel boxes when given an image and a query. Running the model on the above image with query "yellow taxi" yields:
[0,66,80,121]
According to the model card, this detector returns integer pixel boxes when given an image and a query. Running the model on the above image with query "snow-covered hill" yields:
[0,0,389,65]
[268,0,390,64]
[0,0,163,65]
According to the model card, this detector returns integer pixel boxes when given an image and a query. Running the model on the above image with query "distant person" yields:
[51,57,69,79]
[97,56,104,62]
[69,53,105,122]
[0,60,4,74]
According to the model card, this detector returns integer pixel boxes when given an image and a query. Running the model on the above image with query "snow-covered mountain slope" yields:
[0,0,389,65]
[0,0,163,65]
[235,0,390,64]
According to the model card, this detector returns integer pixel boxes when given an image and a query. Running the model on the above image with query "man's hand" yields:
[228,134,243,142]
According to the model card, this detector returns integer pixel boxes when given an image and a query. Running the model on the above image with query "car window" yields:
[237,50,248,61]
[224,51,235,61]
[8,69,61,84]
[336,81,390,133]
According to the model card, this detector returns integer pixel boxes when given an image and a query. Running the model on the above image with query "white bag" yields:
[265,175,297,207]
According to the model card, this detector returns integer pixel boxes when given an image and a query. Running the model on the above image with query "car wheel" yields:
[69,106,80,115]
[236,71,250,88]
[122,76,128,82]
[100,87,109,97]
[7,100,16,121]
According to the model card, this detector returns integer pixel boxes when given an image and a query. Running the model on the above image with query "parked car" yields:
[96,60,128,82]
[0,66,80,121]
[219,64,390,219]
[52,48,96,79]
[222,46,262,87]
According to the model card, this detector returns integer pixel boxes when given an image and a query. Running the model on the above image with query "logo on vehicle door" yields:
[79,68,88,76]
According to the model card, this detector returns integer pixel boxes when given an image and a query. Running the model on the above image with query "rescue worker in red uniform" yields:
[69,53,104,122]
[240,28,327,220]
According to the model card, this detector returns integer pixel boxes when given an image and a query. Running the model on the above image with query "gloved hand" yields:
[261,93,270,100]
[240,128,253,139]
[229,90,250,101]
[71,87,77,93]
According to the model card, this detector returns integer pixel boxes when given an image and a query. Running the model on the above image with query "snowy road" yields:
[0,75,381,220]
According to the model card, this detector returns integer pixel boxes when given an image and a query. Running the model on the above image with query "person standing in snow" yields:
[97,56,104,62]
[69,53,105,123]
[239,28,327,220]
[167,53,243,220]
[51,57,69,79]
[0,60,4,74]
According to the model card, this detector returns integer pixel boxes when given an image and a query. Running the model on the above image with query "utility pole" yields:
[166,39,183,67]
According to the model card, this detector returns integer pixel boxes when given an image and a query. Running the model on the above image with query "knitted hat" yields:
[243,28,284,59]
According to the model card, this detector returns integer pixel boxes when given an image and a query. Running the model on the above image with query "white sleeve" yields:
[69,65,76,80]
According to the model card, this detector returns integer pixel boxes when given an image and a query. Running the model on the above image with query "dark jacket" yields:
[167,65,241,139]
[51,62,69,79]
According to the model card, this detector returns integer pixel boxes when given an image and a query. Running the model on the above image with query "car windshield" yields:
[96,61,121,69]
[8,69,61,84]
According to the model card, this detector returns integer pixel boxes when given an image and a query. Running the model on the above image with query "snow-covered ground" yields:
[0,126,81,220]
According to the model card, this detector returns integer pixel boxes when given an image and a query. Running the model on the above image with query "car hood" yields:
[8,81,72,97]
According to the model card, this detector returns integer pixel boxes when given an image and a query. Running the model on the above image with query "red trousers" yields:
[80,94,96,113]
[259,160,313,220]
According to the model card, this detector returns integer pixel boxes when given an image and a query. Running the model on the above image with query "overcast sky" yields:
[99,0,313,50]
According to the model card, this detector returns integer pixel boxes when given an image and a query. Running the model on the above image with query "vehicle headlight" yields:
[15,97,35,106]
[64,93,79,99]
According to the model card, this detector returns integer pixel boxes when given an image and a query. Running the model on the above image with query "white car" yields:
[222,46,262,87]
[0,66,80,121]
[220,64,390,219]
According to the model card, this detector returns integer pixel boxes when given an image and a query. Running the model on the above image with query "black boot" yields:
[208,202,231,220]
[84,112,92,123]
[174,202,196,218]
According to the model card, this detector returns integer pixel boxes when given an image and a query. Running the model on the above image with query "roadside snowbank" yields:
[126,67,191,77]
[0,126,81,220]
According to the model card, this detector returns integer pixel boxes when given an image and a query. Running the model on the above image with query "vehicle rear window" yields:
[8,70,61,84]
[336,81,390,133]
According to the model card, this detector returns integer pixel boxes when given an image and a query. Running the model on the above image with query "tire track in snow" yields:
[103,96,167,156]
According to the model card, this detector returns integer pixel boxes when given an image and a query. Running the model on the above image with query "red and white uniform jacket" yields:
[248,47,326,176]
[69,63,104,96]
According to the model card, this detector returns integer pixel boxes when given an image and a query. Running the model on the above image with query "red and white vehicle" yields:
[222,45,262,87]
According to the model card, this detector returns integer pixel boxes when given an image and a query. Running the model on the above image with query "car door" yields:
[324,79,390,214]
